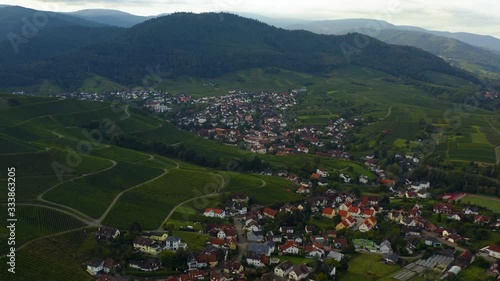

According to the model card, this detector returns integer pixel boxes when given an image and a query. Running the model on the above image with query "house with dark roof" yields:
[129,259,161,272]
[95,226,120,242]
[274,260,294,277]
[455,250,474,268]
[133,236,161,255]
[289,264,309,280]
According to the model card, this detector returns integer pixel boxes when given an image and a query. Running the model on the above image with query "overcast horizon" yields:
[1,0,499,38]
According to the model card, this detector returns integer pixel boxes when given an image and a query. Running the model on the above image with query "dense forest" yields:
[0,12,481,90]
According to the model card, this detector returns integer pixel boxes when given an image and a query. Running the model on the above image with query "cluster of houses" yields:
[55,90,190,113]
[433,202,496,226]
[87,227,187,277]
[169,89,357,156]
[392,250,475,281]
[133,232,188,255]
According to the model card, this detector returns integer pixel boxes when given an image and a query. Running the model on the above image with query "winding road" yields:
[487,119,500,164]
[96,168,169,224]
[156,177,266,231]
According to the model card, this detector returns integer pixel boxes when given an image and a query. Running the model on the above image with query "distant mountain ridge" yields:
[67,9,159,28]
[286,18,500,52]
[0,12,480,90]
[0,6,104,41]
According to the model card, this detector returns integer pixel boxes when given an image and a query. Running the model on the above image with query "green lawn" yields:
[458,265,489,281]
[460,195,500,213]
[339,253,402,281]
[172,230,209,252]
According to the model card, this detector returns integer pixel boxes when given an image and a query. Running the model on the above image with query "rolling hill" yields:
[287,19,500,82]
[287,18,500,52]
[0,12,480,91]
[0,5,104,40]
[373,30,500,77]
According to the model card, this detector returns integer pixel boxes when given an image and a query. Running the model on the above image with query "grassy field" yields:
[172,230,209,252]
[459,194,500,213]
[44,161,164,218]
[339,253,402,281]
[457,265,489,281]
[251,175,301,204]
[0,206,86,254]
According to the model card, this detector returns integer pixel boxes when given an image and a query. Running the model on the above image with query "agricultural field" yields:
[251,175,301,205]
[142,154,182,169]
[0,133,41,153]
[0,206,86,254]
[44,161,164,218]
[155,67,313,98]
[0,229,93,281]
[103,168,217,229]
[90,146,151,163]
[0,151,113,180]
[459,194,500,213]
[0,174,72,202]
[339,253,402,281]
[0,99,103,127]
[135,124,197,144]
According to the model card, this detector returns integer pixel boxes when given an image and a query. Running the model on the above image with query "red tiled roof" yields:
[348,206,360,213]
[338,210,349,218]
[263,207,278,217]
[489,245,500,253]
[322,208,335,216]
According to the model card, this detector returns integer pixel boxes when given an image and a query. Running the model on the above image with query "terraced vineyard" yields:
[0,230,92,281]
[0,206,86,254]
[102,168,220,229]
[44,161,164,218]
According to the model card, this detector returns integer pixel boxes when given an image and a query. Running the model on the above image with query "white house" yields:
[274,261,294,277]
[203,208,226,218]
[165,236,187,251]
[481,245,500,259]
[86,258,104,276]
[279,241,301,255]
[340,174,351,183]
[410,182,430,190]
[379,240,392,254]
[327,251,344,262]
[316,169,329,177]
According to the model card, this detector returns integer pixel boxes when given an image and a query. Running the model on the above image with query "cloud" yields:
[2,0,499,37]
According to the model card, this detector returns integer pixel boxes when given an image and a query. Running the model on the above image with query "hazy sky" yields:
[2,0,499,37]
